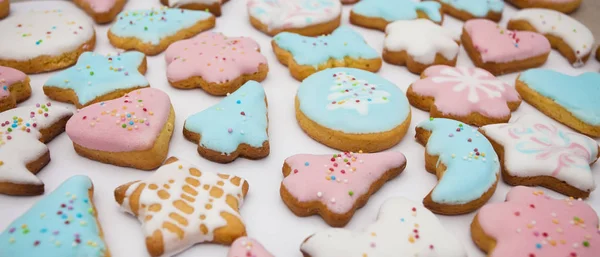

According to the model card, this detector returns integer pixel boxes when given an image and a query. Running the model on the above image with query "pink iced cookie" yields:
[473,186,600,257]
[0,66,31,112]
[227,237,274,257]
[281,152,407,227]
[73,0,126,23]
[66,88,175,170]
[462,19,551,75]
[408,65,521,126]
[165,32,268,96]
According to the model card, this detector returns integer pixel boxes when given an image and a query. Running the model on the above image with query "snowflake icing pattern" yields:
[430,67,508,103]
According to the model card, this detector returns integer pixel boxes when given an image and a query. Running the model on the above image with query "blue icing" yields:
[273,26,379,67]
[185,81,268,154]
[298,68,409,133]
[353,0,442,23]
[417,118,499,204]
[519,69,600,126]
[0,176,106,257]
[110,8,213,45]
[440,0,504,17]
[45,52,148,105]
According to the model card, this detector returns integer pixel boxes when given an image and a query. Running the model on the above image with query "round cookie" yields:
[505,0,582,14]
[247,0,342,37]
[350,0,443,31]
[296,68,411,152]
[161,0,227,16]
[0,66,31,112]
[0,8,96,74]
[435,0,503,21]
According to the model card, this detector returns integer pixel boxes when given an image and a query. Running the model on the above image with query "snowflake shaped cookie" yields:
[351,0,443,31]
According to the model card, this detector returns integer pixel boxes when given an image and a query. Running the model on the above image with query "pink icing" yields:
[282,152,406,214]
[477,186,600,257]
[227,237,274,257]
[165,32,267,84]
[81,0,117,13]
[411,65,521,118]
[0,66,27,99]
[464,19,551,63]
[66,88,171,152]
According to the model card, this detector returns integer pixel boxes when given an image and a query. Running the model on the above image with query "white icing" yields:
[384,19,459,65]
[481,115,599,192]
[301,197,466,257]
[247,0,342,30]
[168,0,221,7]
[119,158,247,257]
[326,72,390,115]
[0,104,72,185]
[510,8,595,67]
[431,67,508,103]
[0,8,95,61]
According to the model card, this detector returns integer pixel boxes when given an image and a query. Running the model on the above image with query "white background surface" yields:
[1,0,599,256]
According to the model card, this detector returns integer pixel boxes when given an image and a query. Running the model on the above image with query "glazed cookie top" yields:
[0,176,107,257]
[481,115,599,192]
[439,0,504,17]
[297,68,409,134]
[518,69,600,126]
[185,81,268,155]
[464,19,551,63]
[0,66,27,99]
[0,9,95,61]
[282,152,406,214]
[410,65,521,118]
[247,0,342,30]
[66,88,172,152]
[82,0,117,13]
[353,0,442,23]
[301,197,466,257]
[417,118,500,204]
[0,103,72,186]
[227,237,274,257]
[273,26,379,66]
[510,8,595,67]
[165,32,267,84]
[477,186,600,257]
[110,8,214,45]
[384,20,459,64]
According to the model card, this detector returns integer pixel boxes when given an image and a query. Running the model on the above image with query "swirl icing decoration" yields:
[352,0,442,23]
[247,0,342,33]
[227,237,274,257]
[301,197,466,257]
[0,66,30,112]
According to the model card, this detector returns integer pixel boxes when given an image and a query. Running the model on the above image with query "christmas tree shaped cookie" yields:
[114,157,249,257]
[301,197,466,256]
[350,0,443,31]
[227,237,274,257]
[108,8,215,55]
[0,103,72,196]
[296,68,411,152]
[281,151,407,227]
[44,52,149,108]
[0,66,31,112]
[416,118,500,215]
[0,176,109,257]
[184,81,268,163]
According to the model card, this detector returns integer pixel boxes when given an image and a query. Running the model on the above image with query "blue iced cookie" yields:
[184,81,269,163]
[351,0,443,31]
[296,68,411,152]
[273,26,381,81]
[517,68,600,137]
[416,118,500,215]
[436,0,504,21]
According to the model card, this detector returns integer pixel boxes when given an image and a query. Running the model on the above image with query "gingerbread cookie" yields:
[166,32,268,96]
[435,0,503,21]
[301,197,466,257]
[481,115,599,199]
[0,104,72,196]
[297,68,411,152]
[108,8,216,56]
[383,20,459,74]
[228,237,274,257]
[407,65,521,126]
[281,152,407,227]
[0,66,31,112]
[73,0,127,23]
[247,0,342,36]
[0,176,109,257]
[462,19,551,75]
[161,0,227,16]
[416,118,499,215]
[471,186,600,257]
[350,0,443,31]
[114,157,249,257]
[516,68,600,137]
[0,0,8,19]
[508,8,595,67]
[506,0,582,14]
[272,26,381,81]
[66,88,174,170]
[184,81,268,163]
[43,52,149,108]
[0,8,95,74]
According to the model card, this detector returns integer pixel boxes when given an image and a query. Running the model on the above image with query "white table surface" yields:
[1,0,599,256]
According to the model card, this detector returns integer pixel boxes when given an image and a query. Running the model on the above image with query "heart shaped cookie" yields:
[66,88,175,170]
